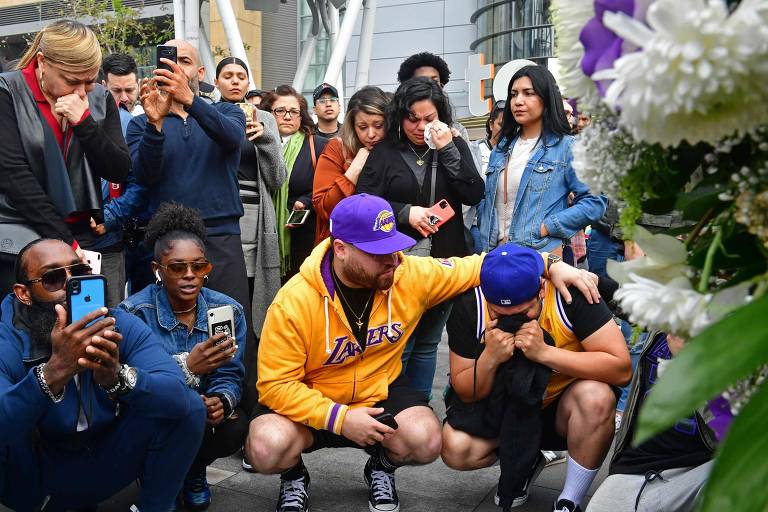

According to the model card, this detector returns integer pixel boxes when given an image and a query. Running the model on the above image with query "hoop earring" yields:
[155,270,162,286]
[398,124,401,139]
[203,275,209,285]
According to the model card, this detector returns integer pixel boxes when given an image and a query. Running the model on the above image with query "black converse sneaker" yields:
[494,451,547,508]
[553,498,582,512]
[364,456,400,512]
[276,462,310,512]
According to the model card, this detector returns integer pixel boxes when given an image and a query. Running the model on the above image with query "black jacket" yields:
[286,132,328,276]
[356,137,484,258]
[0,70,130,248]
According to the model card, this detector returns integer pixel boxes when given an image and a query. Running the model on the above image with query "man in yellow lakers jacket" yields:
[440,244,631,512]
[245,194,599,512]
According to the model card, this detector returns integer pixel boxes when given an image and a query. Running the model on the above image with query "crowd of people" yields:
[0,19,723,512]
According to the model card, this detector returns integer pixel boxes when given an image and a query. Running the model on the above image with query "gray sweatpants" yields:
[586,461,713,512]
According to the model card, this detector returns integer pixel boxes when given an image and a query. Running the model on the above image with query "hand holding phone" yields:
[373,412,399,430]
[426,199,455,230]
[187,334,238,375]
[285,209,310,227]
[156,45,177,72]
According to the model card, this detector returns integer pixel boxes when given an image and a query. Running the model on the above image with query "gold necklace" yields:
[332,271,374,329]
[172,303,197,314]
[408,145,430,166]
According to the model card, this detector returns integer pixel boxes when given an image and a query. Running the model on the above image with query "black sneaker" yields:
[494,452,547,508]
[364,456,400,512]
[553,498,582,512]
[276,464,310,512]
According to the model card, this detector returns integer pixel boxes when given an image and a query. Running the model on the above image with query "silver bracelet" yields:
[173,352,200,388]
[35,363,65,403]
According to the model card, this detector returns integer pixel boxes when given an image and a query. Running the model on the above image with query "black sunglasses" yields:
[25,263,92,292]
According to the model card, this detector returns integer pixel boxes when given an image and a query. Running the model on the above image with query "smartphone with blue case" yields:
[67,275,108,326]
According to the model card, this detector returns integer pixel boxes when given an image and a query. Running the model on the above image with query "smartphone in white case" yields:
[207,305,235,346]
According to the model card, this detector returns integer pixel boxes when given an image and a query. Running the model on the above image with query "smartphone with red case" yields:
[427,199,455,229]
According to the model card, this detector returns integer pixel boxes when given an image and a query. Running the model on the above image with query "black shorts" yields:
[251,374,430,452]
[446,381,621,451]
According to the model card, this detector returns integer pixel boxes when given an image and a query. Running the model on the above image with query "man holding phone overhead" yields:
[245,194,601,512]
[125,40,254,404]
[0,238,206,511]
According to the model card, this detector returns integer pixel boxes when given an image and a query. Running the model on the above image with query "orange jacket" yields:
[312,138,353,245]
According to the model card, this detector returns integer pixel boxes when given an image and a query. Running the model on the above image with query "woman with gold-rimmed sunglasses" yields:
[118,202,248,509]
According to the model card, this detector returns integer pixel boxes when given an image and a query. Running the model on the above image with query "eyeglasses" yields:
[273,107,301,118]
[25,263,92,292]
[316,97,339,106]
[157,260,213,278]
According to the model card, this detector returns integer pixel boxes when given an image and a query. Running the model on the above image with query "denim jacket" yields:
[118,284,246,412]
[477,131,606,252]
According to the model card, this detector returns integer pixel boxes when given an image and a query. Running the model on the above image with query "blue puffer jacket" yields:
[118,285,246,413]
[0,294,199,446]
[477,131,606,252]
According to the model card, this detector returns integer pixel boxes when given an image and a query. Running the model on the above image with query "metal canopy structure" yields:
[171,0,377,103]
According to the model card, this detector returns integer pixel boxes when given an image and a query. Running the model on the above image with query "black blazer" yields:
[356,137,484,258]
[286,132,328,276]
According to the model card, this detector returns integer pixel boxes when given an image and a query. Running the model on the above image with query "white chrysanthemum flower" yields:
[597,0,768,147]
[550,0,599,104]
[571,119,641,202]
[614,274,712,337]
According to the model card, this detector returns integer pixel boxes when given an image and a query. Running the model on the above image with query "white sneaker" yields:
[542,450,567,466]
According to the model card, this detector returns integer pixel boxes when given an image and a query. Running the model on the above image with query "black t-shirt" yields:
[447,285,613,359]
[611,334,711,474]
[331,265,375,349]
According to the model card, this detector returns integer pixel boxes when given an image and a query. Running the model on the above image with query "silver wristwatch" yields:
[102,364,138,396]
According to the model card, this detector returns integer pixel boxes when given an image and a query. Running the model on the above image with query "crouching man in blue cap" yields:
[440,244,631,512]
[0,239,206,511]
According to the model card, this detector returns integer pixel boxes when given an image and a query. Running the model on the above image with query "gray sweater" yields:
[241,110,287,336]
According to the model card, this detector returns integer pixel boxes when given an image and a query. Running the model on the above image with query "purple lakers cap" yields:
[480,243,544,306]
[330,194,416,254]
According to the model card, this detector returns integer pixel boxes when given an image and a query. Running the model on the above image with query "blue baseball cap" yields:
[330,194,416,255]
[480,243,544,306]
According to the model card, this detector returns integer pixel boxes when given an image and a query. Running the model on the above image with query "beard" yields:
[344,259,395,290]
[188,74,200,96]
[26,298,64,346]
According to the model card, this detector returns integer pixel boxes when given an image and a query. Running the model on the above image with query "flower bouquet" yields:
[550,0,768,509]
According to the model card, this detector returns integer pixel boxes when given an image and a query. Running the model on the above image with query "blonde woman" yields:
[312,86,390,244]
[0,20,130,292]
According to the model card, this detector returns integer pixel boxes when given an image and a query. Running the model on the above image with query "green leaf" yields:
[674,183,727,221]
[700,381,768,512]
[635,293,768,445]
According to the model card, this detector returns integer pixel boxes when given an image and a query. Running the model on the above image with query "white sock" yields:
[558,456,599,507]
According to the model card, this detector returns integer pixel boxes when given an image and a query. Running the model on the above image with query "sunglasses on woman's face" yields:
[25,263,92,292]
[158,261,213,278]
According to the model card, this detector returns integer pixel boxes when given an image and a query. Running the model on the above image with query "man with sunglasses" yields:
[0,238,206,510]
[440,244,632,512]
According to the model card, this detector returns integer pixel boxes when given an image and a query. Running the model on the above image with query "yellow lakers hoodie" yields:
[257,239,483,435]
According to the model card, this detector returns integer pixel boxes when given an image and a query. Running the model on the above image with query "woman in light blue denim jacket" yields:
[118,202,248,509]
[477,66,605,254]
